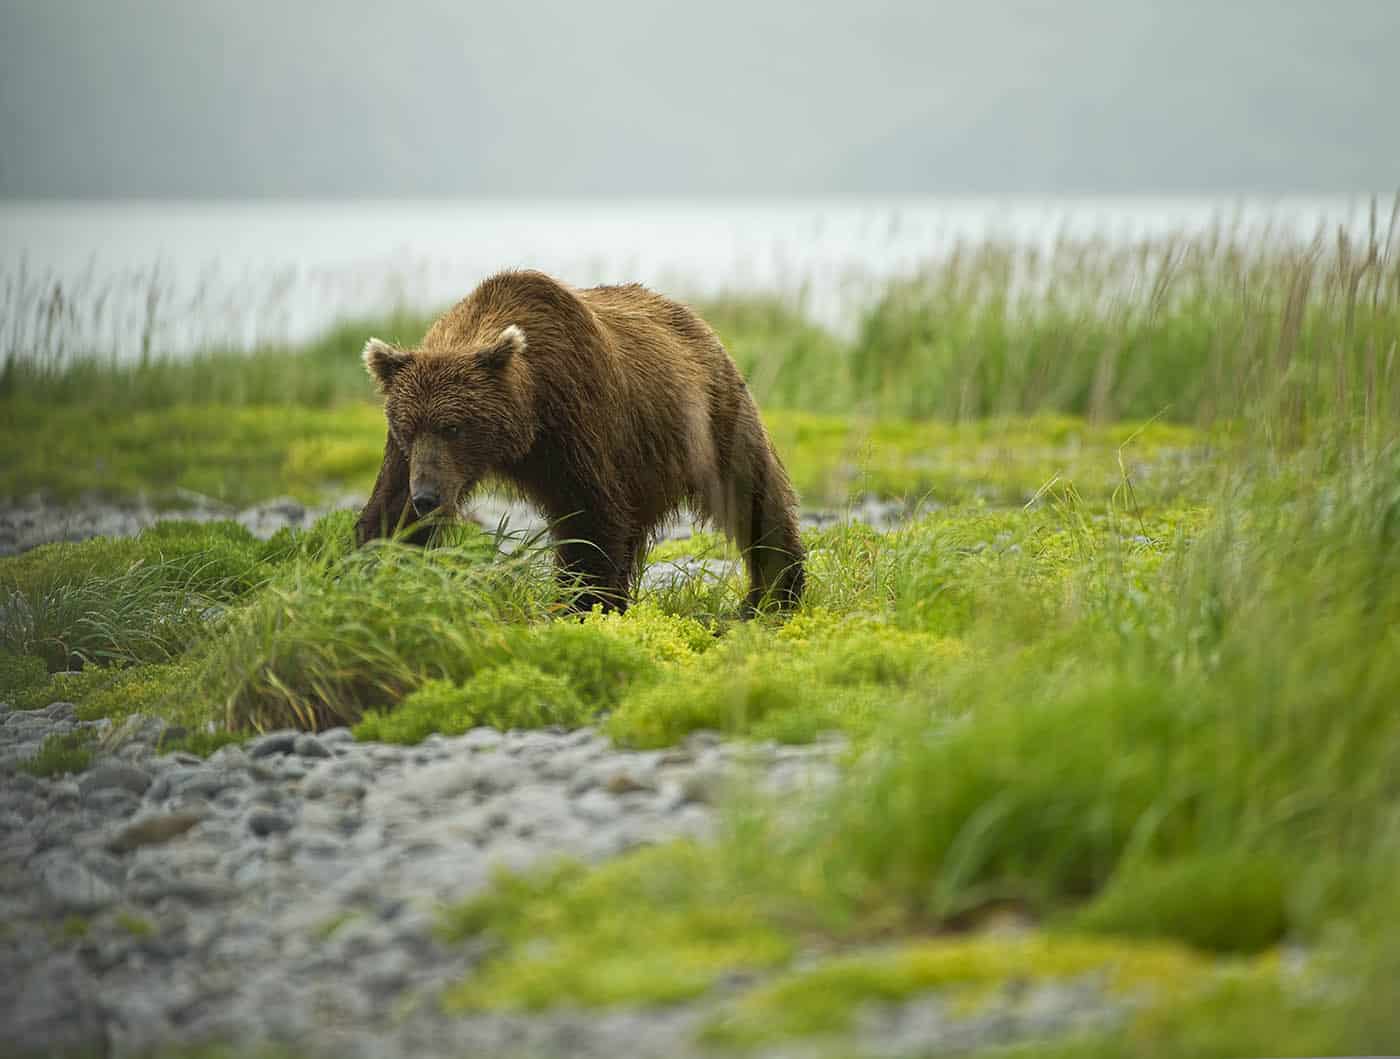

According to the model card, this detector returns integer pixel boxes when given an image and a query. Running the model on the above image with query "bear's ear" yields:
[362,337,411,392]
[478,324,526,370]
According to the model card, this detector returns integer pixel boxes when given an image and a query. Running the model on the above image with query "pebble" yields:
[36,850,120,911]
[247,808,295,838]
[294,733,334,758]
[79,761,153,797]
[108,811,206,853]
[248,730,299,759]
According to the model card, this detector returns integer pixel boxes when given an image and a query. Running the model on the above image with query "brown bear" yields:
[355,269,804,614]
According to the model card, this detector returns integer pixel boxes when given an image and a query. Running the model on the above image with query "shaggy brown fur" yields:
[356,269,804,613]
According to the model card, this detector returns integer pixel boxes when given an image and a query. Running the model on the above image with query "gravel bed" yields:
[0,700,1129,1058]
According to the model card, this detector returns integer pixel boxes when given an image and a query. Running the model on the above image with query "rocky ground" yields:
[0,703,1128,1059]
[1,494,1129,1058]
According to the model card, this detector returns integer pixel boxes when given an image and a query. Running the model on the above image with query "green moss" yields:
[0,400,387,506]
[702,934,1226,1046]
[71,659,203,724]
[355,664,589,744]
[8,658,223,746]
[441,844,795,1011]
[312,910,358,941]
[0,650,48,704]
[22,728,96,777]
[606,615,961,748]
[511,619,659,708]
[768,410,1212,506]
[59,915,91,941]
[114,912,155,938]
[1074,854,1293,954]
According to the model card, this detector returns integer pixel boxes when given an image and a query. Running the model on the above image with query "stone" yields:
[207,743,251,769]
[678,765,728,806]
[683,729,724,751]
[458,726,506,751]
[158,768,238,802]
[4,711,55,736]
[43,700,78,721]
[604,768,656,794]
[572,788,622,825]
[0,954,106,1057]
[77,760,153,798]
[37,850,120,911]
[248,730,299,758]
[129,872,235,905]
[83,787,142,818]
[108,811,206,853]
[247,808,295,837]
[293,733,333,758]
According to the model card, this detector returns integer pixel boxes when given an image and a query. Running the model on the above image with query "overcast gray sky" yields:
[1,0,1396,198]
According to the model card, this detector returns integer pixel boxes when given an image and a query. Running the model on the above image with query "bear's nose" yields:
[411,490,440,517]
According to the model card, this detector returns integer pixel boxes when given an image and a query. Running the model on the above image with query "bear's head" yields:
[362,324,533,518]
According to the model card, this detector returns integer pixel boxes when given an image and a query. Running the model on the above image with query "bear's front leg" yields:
[552,513,633,614]
[355,431,434,546]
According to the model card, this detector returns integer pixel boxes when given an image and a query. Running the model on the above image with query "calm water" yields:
[0,197,1380,360]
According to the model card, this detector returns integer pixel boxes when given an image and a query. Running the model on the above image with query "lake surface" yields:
[0,196,1382,360]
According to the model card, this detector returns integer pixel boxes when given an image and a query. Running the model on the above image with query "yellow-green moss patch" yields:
[701,934,1255,1047]
[440,844,796,1011]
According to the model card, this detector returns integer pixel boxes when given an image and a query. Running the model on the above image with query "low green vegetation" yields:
[22,728,96,777]
[440,844,796,1011]
[700,933,1226,1047]
[4,220,1399,1053]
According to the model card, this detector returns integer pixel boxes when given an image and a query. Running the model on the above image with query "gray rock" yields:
[108,810,206,853]
[4,711,55,735]
[248,730,299,758]
[83,787,143,818]
[678,765,728,806]
[43,700,78,721]
[277,759,309,780]
[572,788,622,824]
[248,808,294,837]
[166,766,248,800]
[0,954,107,1057]
[302,758,373,800]
[293,733,333,758]
[37,850,120,911]
[318,726,356,745]
[207,743,251,768]
[458,726,507,751]
[128,872,236,905]
[46,779,81,809]
[78,760,153,797]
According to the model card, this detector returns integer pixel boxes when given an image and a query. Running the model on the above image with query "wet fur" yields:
[356,269,805,613]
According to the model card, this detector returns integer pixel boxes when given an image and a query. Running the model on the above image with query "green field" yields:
[3,223,1400,1055]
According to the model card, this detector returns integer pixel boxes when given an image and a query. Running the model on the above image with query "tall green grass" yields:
[6,213,1398,439]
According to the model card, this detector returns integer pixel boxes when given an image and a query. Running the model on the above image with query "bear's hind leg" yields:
[734,445,805,615]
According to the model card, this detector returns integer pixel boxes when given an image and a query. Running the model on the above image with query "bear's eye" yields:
[439,424,462,441]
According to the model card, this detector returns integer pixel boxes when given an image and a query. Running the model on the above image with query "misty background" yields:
[2,0,1397,199]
